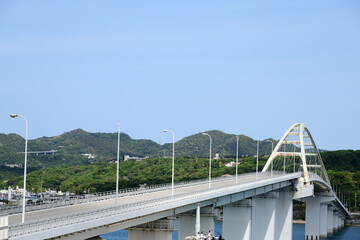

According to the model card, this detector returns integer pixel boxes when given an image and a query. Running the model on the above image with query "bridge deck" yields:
[8,172,304,239]
[9,172,291,225]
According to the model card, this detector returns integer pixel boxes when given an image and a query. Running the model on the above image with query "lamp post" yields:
[236,136,239,183]
[10,113,28,224]
[202,133,212,188]
[163,129,175,196]
[266,140,274,176]
[116,123,120,206]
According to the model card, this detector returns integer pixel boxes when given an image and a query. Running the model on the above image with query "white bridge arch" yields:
[262,123,330,184]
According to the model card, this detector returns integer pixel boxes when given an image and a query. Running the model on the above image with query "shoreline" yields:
[293,220,305,224]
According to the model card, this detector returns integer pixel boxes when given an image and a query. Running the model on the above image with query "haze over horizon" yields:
[1,1,359,150]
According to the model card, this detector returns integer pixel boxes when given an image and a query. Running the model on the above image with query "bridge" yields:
[0,123,351,240]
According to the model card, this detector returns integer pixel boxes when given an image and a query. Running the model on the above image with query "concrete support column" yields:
[222,200,252,240]
[327,207,334,234]
[0,216,8,240]
[319,204,328,238]
[305,197,321,240]
[274,191,293,240]
[337,216,341,229]
[341,218,344,227]
[178,207,215,240]
[333,212,338,231]
[251,193,277,240]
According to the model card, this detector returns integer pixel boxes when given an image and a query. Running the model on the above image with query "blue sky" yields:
[0,1,359,150]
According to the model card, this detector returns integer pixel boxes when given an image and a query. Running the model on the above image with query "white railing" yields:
[8,186,215,238]
[8,172,270,238]
[2,173,260,216]
[8,172,282,238]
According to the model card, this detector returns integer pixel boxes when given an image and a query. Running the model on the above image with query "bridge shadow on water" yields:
[101,222,360,240]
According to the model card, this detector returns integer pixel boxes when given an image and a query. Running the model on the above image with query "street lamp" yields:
[163,129,175,196]
[236,136,239,184]
[10,113,28,224]
[202,133,212,188]
[116,123,120,206]
[266,140,274,176]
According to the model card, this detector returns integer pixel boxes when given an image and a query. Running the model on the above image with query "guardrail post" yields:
[0,215,8,240]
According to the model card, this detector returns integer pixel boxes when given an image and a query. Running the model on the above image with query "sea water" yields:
[101,222,360,240]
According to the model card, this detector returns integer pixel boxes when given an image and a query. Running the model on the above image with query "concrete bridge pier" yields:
[335,213,340,231]
[327,206,334,234]
[178,206,217,240]
[251,192,278,240]
[128,218,176,240]
[340,216,344,228]
[0,216,8,240]
[336,214,342,230]
[305,195,335,240]
[274,190,293,240]
[222,200,252,240]
[222,190,292,240]
[305,197,322,240]
[333,211,339,232]
[319,204,328,238]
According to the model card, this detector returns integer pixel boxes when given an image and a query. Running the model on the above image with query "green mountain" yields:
[0,129,276,168]
[163,130,275,158]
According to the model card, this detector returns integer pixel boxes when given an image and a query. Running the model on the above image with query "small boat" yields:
[185,231,224,240]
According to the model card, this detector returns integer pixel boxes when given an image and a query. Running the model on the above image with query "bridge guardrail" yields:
[8,184,215,238]
[8,172,270,238]
[2,173,259,216]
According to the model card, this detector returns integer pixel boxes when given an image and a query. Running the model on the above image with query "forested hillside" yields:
[2,152,359,211]
[1,156,268,194]
[163,130,274,158]
[321,150,360,172]
[0,129,275,168]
